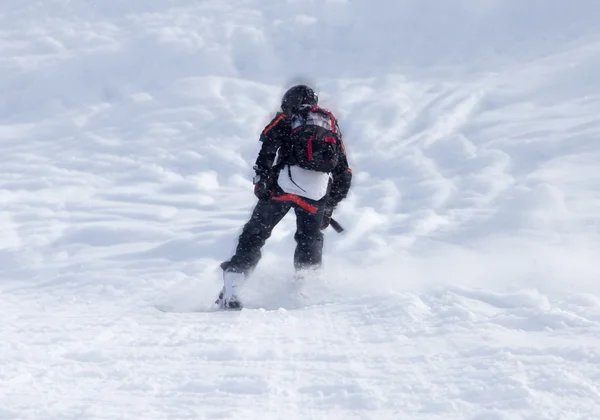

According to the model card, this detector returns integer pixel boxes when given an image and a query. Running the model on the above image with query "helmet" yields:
[281,85,318,114]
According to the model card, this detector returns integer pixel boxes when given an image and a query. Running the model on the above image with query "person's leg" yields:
[219,198,291,305]
[226,198,291,273]
[293,203,325,271]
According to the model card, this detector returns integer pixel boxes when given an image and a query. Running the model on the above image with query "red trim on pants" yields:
[272,193,318,214]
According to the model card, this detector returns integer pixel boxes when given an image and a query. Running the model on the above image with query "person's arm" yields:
[328,137,352,208]
[253,113,289,177]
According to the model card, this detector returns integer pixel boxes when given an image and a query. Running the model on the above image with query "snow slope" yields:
[2,0,600,418]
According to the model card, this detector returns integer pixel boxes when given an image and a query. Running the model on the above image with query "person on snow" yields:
[216,84,353,310]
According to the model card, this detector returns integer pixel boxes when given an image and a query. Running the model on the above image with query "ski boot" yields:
[215,288,243,310]
[215,269,245,310]
[291,268,319,300]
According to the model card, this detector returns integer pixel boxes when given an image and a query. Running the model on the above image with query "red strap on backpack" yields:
[310,106,337,134]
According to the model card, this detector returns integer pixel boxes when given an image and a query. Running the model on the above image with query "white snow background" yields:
[2,0,600,419]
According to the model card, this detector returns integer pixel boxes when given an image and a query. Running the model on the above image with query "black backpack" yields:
[288,105,341,173]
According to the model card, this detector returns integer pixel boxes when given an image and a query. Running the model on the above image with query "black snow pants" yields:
[223,195,325,275]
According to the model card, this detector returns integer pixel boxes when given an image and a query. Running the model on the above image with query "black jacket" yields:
[253,112,352,207]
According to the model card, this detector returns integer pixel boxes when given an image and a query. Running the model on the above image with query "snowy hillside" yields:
[2,0,600,418]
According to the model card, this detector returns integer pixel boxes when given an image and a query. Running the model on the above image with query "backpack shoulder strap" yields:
[308,105,337,134]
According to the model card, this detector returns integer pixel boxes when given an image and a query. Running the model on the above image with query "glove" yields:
[320,205,334,230]
[253,173,271,200]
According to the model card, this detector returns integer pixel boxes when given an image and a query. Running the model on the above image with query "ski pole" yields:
[330,218,344,233]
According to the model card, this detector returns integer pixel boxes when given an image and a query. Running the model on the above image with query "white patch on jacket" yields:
[277,165,330,201]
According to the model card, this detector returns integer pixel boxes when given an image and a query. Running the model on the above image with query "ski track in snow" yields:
[4,288,600,419]
[2,0,600,418]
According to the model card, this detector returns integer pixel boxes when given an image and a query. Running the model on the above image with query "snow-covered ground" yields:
[2,0,600,418]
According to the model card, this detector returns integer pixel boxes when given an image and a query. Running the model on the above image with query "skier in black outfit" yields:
[216,85,352,309]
